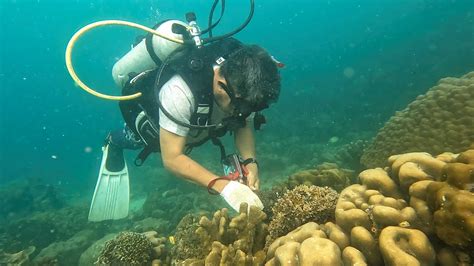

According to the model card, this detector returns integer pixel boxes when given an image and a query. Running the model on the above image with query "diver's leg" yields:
[108,126,144,150]
[89,128,136,221]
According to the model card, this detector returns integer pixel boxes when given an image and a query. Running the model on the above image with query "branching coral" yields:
[256,183,288,220]
[177,203,268,265]
[266,185,339,248]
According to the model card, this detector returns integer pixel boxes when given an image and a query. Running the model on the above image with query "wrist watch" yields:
[243,158,258,167]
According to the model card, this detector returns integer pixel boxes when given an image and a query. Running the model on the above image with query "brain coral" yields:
[266,185,339,248]
[361,72,474,168]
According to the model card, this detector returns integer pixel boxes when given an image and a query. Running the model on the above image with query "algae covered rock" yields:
[0,246,35,266]
[79,233,117,266]
[33,229,97,265]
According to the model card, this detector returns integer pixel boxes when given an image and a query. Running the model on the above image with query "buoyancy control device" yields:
[65,0,256,101]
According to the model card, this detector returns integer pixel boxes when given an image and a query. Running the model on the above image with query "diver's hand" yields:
[245,163,259,190]
[220,181,264,212]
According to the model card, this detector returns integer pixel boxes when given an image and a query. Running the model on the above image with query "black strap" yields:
[144,21,175,66]
[145,33,163,66]
[211,137,226,160]
[135,144,159,166]
[242,157,258,167]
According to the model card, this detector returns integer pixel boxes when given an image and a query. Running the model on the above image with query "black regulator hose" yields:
[201,0,226,37]
[154,0,256,129]
[202,0,254,44]
[182,0,254,45]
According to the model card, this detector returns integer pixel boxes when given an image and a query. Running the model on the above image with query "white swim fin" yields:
[88,144,129,222]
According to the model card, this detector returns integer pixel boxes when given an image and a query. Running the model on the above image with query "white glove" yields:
[220,181,264,212]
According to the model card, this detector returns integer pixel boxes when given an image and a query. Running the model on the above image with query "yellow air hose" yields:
[65,20,186,101]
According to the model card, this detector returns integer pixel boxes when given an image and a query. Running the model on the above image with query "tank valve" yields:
[186,12,202,48]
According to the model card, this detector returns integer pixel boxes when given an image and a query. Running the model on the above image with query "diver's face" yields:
[212,67,235,114]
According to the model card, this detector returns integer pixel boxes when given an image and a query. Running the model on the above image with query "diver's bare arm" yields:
[159,127,229,192]
[234,120,259,189]
[234,120,256,160]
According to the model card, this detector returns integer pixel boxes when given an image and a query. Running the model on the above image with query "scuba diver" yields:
[70,1,283,221]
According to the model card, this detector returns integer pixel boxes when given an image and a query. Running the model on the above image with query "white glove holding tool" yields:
[220,180,264,212]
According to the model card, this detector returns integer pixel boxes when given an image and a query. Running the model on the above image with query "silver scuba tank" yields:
[111,20,188,88]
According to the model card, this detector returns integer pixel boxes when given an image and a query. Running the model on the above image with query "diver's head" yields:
[213,45,281,117]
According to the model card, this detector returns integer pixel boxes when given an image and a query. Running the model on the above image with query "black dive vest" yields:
[118,38,243,165]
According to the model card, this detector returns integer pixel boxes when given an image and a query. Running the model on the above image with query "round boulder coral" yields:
[266,185,339,247]
[96,232,153,265]
[361,72,474,168]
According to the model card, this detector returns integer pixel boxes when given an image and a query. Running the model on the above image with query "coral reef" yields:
[265,222,353,265]
[264,149,473,265]
[144,231,169,265]
[0,246,35,266]
[141,186,225,234]
[328,139,370,171]
[79,234,117,266]
[176,203,268,265]
[1,206,88,252]
[266,185,339,248]
[361,72,474,168]
[256,183,289,219]
[0,178,65,222]
[33,229,97,265]
[287,162,355,191]
[170,214,203,262]
[378,226,436,265]
[96,231,154,265]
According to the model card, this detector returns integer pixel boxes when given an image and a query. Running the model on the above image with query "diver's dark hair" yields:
[220,45,281,107]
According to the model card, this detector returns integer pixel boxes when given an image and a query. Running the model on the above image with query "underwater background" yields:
[1,0,473,265]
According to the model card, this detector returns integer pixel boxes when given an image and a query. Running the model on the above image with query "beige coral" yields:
[388,149,474,249]
[335,184,415,234]
[388,152,446,190]
[184,203,267,265]
[265,222,348,266]
[266,149,473,265]
[342,246,367,266]
[361,72,474,168]
[379,226,436,265]
[408,180,435,234]
[350,226,383,265]
[359,168,403,199]
[266,222,326,259]
[287,162,355,191]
